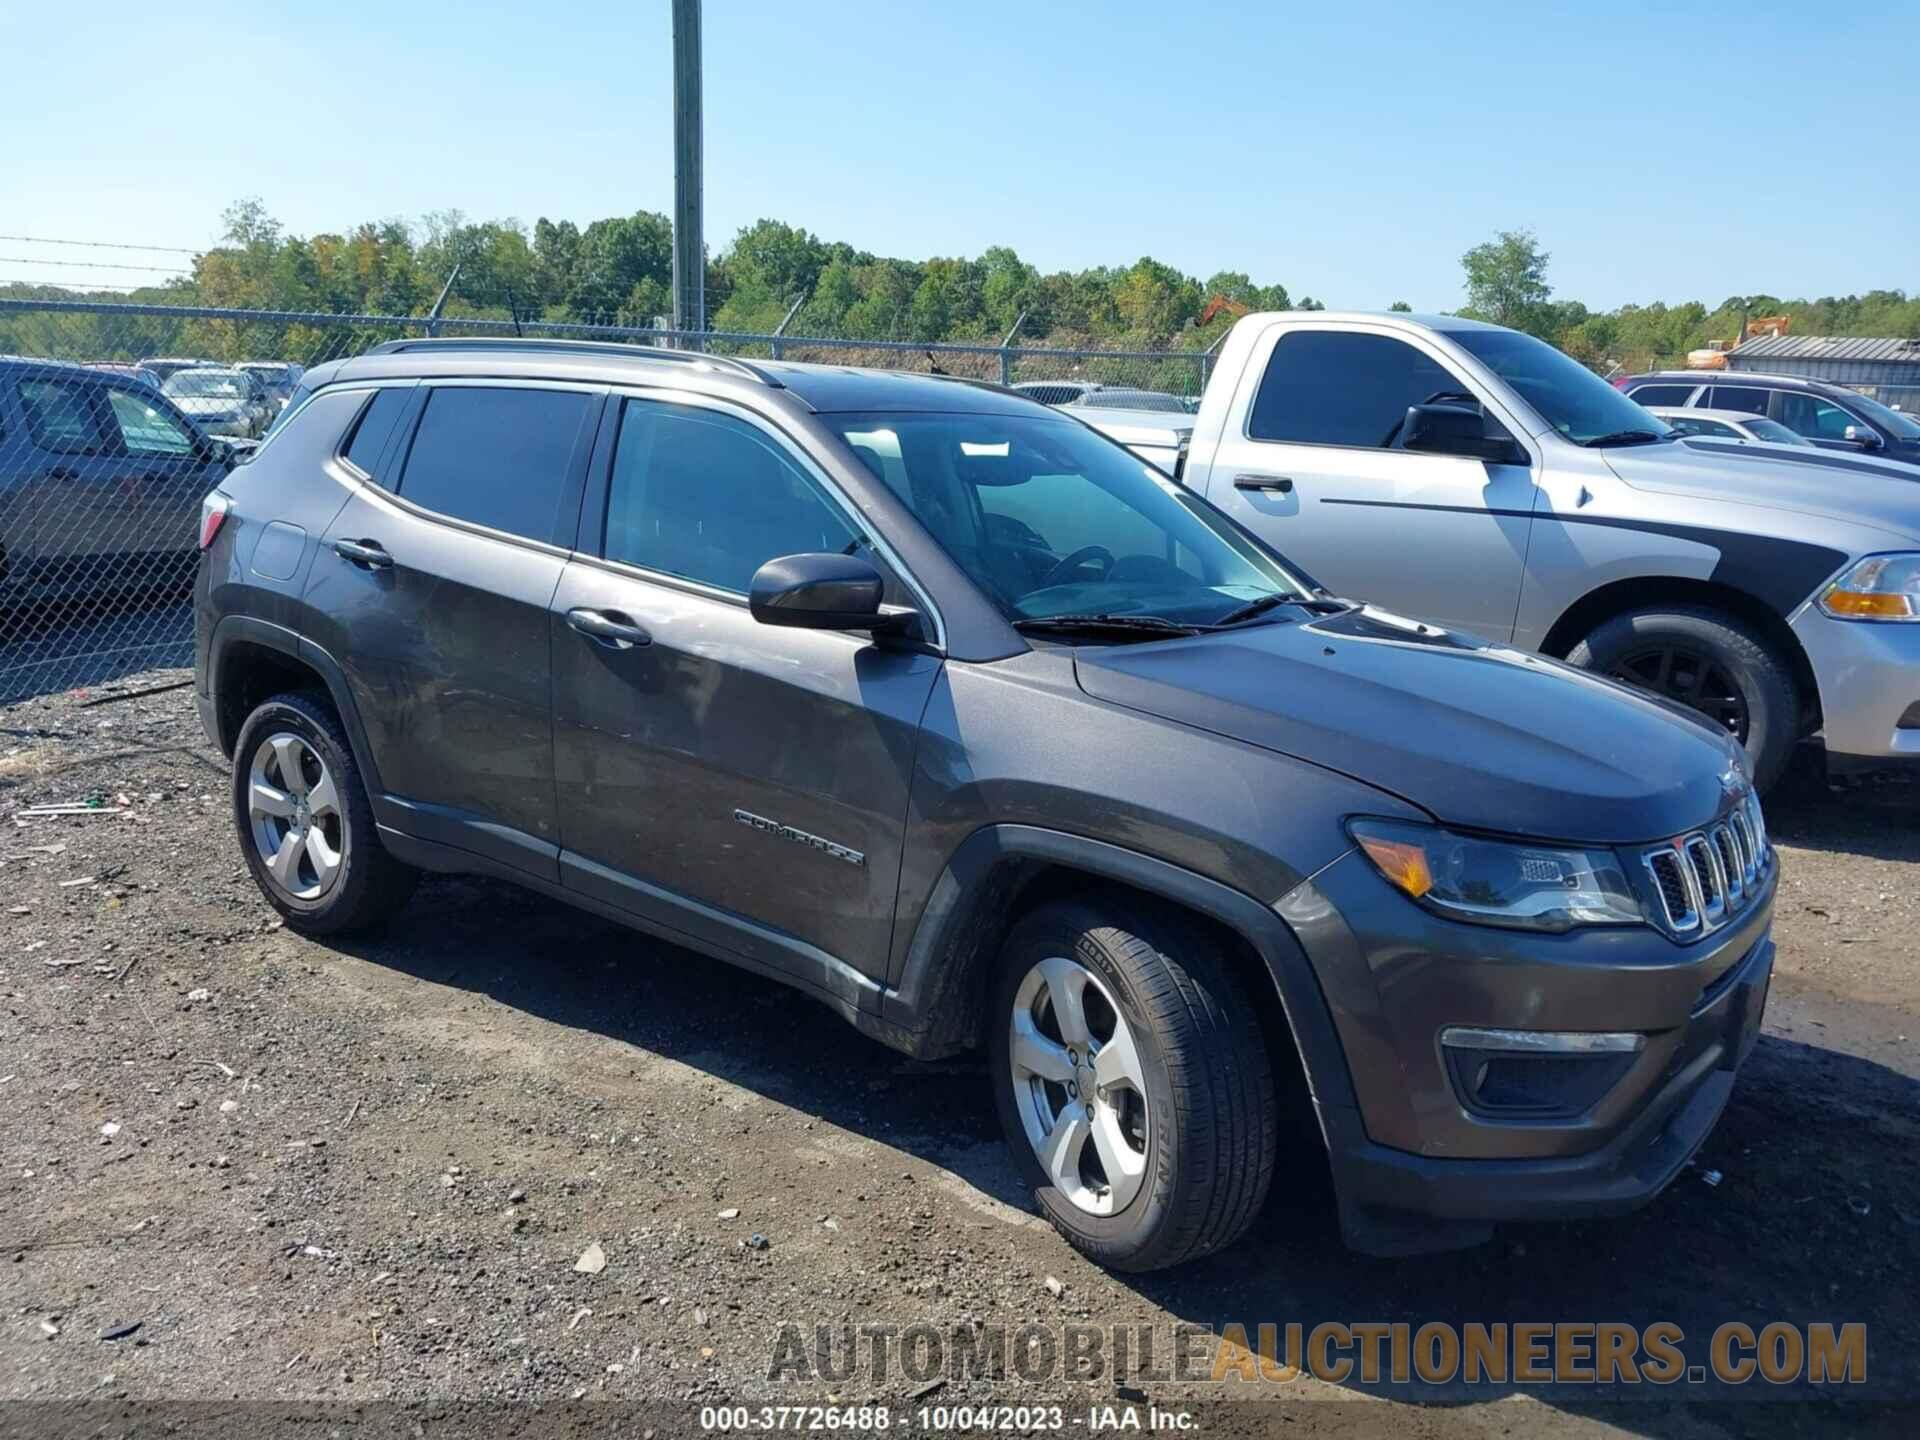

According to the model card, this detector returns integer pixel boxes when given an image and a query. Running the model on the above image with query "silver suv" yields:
[1184,312,1920,787]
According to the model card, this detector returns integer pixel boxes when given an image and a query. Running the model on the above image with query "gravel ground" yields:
[1,672,1915,1436]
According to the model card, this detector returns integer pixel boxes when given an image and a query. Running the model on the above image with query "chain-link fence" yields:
[0,297,1211,702]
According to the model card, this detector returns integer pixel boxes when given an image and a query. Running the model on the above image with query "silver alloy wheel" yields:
[1008,955,1150,1216]
[246,732,344,901]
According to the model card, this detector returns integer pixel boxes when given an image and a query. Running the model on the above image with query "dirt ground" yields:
[1,671,1915,1437]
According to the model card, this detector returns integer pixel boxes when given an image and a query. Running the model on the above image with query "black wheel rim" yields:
[1609,645,1749,742]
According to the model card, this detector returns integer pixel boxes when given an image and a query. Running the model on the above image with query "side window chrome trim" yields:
[601,385,948,652]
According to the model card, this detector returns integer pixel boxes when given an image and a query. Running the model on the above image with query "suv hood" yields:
[1072,607,1745,845]
[1606,439,1920,544]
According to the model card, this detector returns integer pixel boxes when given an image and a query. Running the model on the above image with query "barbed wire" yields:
[0,234,203,254]
[0,256,193,274]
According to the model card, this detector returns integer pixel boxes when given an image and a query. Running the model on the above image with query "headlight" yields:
[1818,552,1920,622]
[1348,819,1645,932]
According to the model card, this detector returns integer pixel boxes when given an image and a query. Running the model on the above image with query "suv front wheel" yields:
[232,692,417,935]
[989,898,1277,1272]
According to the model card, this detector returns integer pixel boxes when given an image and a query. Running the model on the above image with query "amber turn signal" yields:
[1355,832,1434,899]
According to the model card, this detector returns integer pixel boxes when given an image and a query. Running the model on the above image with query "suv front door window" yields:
[1778,391,1869,448]
[549,396,941,983]
[1206,325,1537,639]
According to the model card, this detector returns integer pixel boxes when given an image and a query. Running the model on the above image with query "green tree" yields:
[1460,228,1553,334]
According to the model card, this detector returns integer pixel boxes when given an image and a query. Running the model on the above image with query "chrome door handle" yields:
[566,607,652,649]
[332,538,392,569]
[1233,474,1294,493]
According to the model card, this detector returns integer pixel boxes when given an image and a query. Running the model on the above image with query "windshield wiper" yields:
[1579,429,1672,448]
[1011,614,1205,640]
[1212,593,1311,627]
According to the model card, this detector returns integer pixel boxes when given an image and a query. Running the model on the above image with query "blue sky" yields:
[4,0,1915,309]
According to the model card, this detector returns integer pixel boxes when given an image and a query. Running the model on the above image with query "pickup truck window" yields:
[1249,332,1465,448]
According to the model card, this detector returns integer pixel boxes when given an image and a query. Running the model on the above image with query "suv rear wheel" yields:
[1567,605,1800,791]
[988,897,1277,1272]
[232,692,416,935]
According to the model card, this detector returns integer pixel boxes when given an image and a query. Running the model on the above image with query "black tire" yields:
[231,692,417,935]
[1566,605,1800,792]
[988,897,1277,1272]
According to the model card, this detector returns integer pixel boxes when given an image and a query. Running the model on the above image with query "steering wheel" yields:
[1039,545,1115,588]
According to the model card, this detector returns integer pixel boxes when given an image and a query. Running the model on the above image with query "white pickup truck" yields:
[1176,311,1920,787]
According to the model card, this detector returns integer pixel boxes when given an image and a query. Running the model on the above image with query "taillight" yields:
[198,492,232,550]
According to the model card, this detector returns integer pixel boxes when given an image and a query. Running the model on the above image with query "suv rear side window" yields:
[1708,386,1771,416]
[1249,331,1466,447]
[16,378,117,454]
[396,386,590,543]
[341,387,411,483]
[603,400,858,593]
[1625,383,1695,407]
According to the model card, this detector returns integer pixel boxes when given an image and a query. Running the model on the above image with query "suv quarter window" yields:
[1248,330,1475,448]
[392,384,594,544]
[600,398,861,595]
[339,386,413,485]
[1627,383,1697,407]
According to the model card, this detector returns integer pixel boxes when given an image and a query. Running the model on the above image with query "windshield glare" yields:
[165,371,246,399]
[826,412,1307,628]
[1452,328,1675,445]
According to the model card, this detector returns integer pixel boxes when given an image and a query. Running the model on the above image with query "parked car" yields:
[1620,370,1920,466]
[141,357,216,384]
[83,361,163,391]
[236,360,306,410]
[196,337,1774,1269]
[1012,380,1189,413]
[162,366,274,439]
[0,357,240,598]
[1183,312,1920,787]
[1060,403,1193,475]
[1647,406,1811,446]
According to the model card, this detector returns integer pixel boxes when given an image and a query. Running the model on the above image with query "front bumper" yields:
[1791,601,1920,764]
[1281,848,1775,1254]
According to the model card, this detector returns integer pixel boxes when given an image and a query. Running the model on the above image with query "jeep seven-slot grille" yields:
[1639,795,1772,940]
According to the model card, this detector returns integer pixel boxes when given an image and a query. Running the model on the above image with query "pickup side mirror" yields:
[1400,403,1528,465]
[749,552,915,634]
[1842,424,1883,450]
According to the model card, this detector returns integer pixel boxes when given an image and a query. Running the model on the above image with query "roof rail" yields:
[362,336,783,388]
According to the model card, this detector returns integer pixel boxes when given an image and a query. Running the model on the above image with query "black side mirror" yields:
[749,552,914,633]
[1842,424,1883,450]
[1400,403,1527,465]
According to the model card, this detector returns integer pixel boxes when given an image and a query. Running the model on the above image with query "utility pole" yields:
[671,0,705,345]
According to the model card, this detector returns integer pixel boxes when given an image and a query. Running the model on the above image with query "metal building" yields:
[1726,334,1920,413]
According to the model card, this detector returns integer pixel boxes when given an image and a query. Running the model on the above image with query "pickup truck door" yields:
[1196,322,1537,642]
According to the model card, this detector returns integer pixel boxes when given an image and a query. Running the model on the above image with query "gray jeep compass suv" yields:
[193,339,1777,1270]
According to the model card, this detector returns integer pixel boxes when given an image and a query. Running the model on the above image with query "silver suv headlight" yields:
[1348,819,1645,933]
[1818,552,1920,622]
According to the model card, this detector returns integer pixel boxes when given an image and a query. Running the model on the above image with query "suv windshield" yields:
[165,371,248,399]
[825,412,1310,629]
[1453,328,1677,446]
[1842,389,1920,441]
